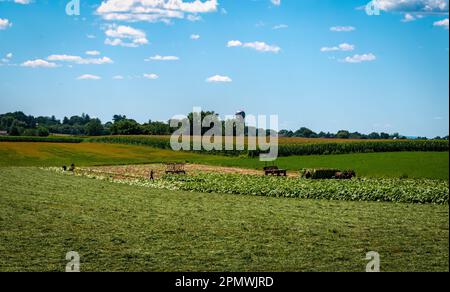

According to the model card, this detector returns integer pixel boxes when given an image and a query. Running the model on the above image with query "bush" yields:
[37,127,50,137]
[22,129,37,137]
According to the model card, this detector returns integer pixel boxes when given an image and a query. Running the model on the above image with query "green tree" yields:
[22,129,37,136]
[37,126,50,137]
[294,127,317,138]
[279,129,294,137]
[368,132,381,139]
[9,120,24,136]
[113,115,127,123]
[111,119,142,135]
[336,130,350,139]
[85,119,104,136]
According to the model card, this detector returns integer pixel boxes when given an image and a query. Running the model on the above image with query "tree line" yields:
[0,111,448,140]
[0,112,172,137]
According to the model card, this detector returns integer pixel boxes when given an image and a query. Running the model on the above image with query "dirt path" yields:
[81,164,297,179]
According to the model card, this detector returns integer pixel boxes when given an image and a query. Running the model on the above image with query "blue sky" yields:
[0,0,448,137]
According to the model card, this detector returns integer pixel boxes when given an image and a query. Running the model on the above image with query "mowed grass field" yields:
[0,168,448,272]
[0,142,448,179]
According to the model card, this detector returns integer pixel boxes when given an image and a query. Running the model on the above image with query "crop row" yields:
[270,140,449,156]
[88,135,449,157]
[59,168,448,204]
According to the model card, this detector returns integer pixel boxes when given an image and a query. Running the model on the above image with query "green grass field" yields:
[215,152,450,180]
[0,142,448,179]
[0,168,448,272]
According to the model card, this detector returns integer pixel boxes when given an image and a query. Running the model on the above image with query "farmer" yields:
[149,170,154,180]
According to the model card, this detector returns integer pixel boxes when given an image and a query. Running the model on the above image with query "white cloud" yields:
[87,34,96,39]
[1,53,12,64]
[77,74,102,80]
[227,40,281,53]
[190,34,200,40]
[113,75,124,80]
[271,0,281,6]
[143,73,159,80]
[86,50,101,56]
[244,42,281,53]
[370,1,448,23]
[330,26,356,32]
[14,0,32,4]
[145,55,179,61]
[0,18,12,30]
[21,59,58,68]
[47,54,113,65]
[104,24,149,47]
[321,43,355,52]
[227,40,243,47]
[273,24,288,30]
[402,13,417,22]
[206,75,232,83]
[187,14,202,22]
[342,53,377,63]
[434,18,449,29]
[375,0,448,13]
[96,0,218,24]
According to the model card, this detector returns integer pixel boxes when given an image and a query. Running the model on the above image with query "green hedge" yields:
[0,136,84,143]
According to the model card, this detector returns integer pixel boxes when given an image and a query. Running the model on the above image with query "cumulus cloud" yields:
[145,55,179,61]
[375,0,449,14]
[227,40,243,47]
[77,74,102,80]
[104,24,149,48]
[368,1,449,23]
[86,50,101,56]
[402,13,417,22]
[227,40,281,53]
[190,34,200,40]
[47,54,113,65]
[342,53,377,63]
[206,75,232,83]
[143,73,159,80]
[330,26,356,32]
[271,0,281,6]
[1,53,13,64]
[21,59,58,68]
[187,14,202,21]
[113,75,124,80]
[14,0,32,4]
[321,43,355,52]
[0,18,12,30]
[434,18,449,29]
[96,0,218,24]
[273,24,288,30]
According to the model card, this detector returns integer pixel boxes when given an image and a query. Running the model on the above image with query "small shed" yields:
[0,131,8,136]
